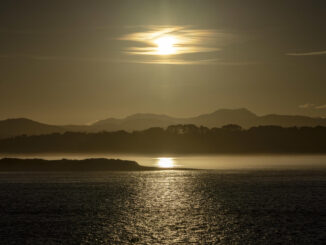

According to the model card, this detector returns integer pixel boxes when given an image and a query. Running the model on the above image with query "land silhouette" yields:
[0,158,195,171]
[1,108,326,139]
[1,124,325,154]
[0,158,144,171]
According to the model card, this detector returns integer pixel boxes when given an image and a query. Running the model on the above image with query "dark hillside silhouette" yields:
[1,124,325,154]
[2,109,326,139]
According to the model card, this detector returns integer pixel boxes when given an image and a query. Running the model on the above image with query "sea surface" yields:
[0,155,326,244]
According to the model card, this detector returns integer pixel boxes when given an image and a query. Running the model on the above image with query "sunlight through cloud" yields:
[119,26,228,64]
[157,157,175,168]
[154,36,177,55]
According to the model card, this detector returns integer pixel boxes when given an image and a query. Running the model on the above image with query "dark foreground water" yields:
[0,170,326,244]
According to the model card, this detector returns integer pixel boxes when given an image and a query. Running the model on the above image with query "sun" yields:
[157,157,175,168]
[154,36,177,55]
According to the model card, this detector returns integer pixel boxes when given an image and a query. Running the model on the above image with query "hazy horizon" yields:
[2,107,326,126]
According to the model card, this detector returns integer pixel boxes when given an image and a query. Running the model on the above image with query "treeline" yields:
[0,124,325,154]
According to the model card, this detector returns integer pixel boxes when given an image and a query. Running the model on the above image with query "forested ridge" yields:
[1,124,325,154]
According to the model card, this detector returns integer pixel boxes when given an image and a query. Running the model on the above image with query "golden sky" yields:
[0,0,326,124]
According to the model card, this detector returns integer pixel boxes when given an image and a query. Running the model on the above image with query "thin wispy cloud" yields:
[287,50,326,56]
[299,103,315,109]
[316,105,326,109]
[299,103,326,110]
[126,58,256,66]
[131,58,218,65]
[0,52,254,66]
[118,25,231,64]
[0,26,238,65]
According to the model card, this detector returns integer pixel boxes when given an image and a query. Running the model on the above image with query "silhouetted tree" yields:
[222,124,242,132]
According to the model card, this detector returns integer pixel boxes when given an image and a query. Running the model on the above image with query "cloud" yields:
[0,52,255,66]
[129,58,218,65]
[286,50,326,56]
[299,103,315,109]
[299,103,326,110]
[118,25,232,64]
[124,58,256,66]
[0,26,239,65]
[316,105,326,109]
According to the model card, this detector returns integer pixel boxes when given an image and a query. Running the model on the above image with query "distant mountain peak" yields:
[212,108,257,116]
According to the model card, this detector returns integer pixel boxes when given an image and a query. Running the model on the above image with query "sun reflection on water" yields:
[157,157,175,168]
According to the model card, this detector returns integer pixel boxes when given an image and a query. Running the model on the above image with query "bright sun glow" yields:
[157,157,175,168]
[154,36,177,55]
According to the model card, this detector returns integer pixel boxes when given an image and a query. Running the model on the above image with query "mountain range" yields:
[1,108,326,139]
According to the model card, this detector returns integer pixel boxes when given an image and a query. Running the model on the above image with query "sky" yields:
[1,0,326,124]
